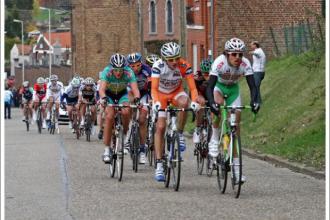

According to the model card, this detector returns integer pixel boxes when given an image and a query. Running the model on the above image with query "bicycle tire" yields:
[196,144,204,175]
[231,135,242,198]
[109,134,116,178]
[37,108,42,134]
[171,133,181,191]
[216,153,228,194]
[132,124,139,173]
[164,135,171,188]
[206,155,213,177]
[85,114,91,142]
[117,125,124,182]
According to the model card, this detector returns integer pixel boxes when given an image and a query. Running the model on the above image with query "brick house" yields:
[185,0,323,73]
[142,0,181,55]
[71,0,140,78]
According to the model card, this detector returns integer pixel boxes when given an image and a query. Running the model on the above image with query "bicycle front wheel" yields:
[169,133,181,191]
[109,134,116,178]
[131,124,139,173]
[231,135,242,198]
[117,126,124,182]
[37,109,42,134]
[85,115,91,142]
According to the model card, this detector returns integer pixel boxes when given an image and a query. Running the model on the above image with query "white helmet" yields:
[225,38,246,52]
[50,74,58,81]
[71,77,81,88]
[22,81,29,87]
[161,42,181,59]
[37,77,45,84]
[84,77,94,85]
[110,53,126,68]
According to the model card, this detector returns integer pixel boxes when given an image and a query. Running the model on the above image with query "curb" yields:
[183,132,325,180]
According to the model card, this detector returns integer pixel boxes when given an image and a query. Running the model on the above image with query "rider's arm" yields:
[151,77,159,103]
[245,75,258,103]
[185,74,198,102]
[99,80,107,99]
[205,75,218,105]
[130,82,140,99]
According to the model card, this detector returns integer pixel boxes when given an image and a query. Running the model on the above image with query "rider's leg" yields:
[47,96,54,120]
[103,106,115,162]
[80,103,86,126]
[121,103,131,135]
[193,95,205,144]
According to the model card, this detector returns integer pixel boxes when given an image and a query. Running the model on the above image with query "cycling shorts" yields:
[107,92,129,105]
[214,82,241,108]
[33,94,47,103]
[156,86,189,118]
[66,97,78,105]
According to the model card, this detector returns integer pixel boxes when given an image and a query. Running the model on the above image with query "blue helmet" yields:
[127,52,142,64]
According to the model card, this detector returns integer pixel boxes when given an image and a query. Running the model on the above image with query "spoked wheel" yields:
[109,134,116,178]
[165,133,181,191]
[164,135,171,188]
[132,125,139,173]
[206,155,214,177]
[147,145,154,167]
[25,116,30,132]
[116,126,124,182]
[216,153,228,194]
[37,110,42,134]
[85,115,91,142]
[230,135,242,198]
[195,144,204,175]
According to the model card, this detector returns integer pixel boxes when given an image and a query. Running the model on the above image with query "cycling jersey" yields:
[21,87,34,101]
[79,84,97,103]
[61,84,80,104]
[135,63,151,95]
[46,81,63,102]
[34,83,47,98]
[194,71,208,97]
[210,54,253,85]
[100,65,136,96]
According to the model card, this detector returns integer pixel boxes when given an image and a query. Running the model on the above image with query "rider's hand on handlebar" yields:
[100,97,107,106]
[250,101,260,114]
[190,101,200,112]
[134,97,141,106]
[210,102,220,115]
[152,101,161,112]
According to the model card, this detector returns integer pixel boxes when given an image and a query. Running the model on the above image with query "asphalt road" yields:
[5,109,325,220]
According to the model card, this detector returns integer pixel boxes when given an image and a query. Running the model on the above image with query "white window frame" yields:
[165,0,174,34]
[149,0,157,34]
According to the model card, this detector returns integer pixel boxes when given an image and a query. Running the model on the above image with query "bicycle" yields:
[35,100,43,134]
[48,101,58,135]
[127,104,141,173]
[65,103,80,139]
[106,102,132,182]
[23,101,32,132]
[158,105,194,191]
[209,104,254,198]
[146,103,156,167]
[193,106,212,175]
[83,102,94,142]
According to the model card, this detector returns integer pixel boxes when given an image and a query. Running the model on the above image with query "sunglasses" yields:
[167,57,180,62]
[229,52,243,58]
[113,68,124,73]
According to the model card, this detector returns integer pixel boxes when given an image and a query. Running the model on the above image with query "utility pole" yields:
[138,0,144,56]
[210,0,214,60]
[180,0,187,58]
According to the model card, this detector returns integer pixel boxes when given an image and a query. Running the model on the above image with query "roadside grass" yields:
[185,50,325,170]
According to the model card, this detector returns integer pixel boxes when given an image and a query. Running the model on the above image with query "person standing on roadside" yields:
[5,87,13,119]
[249,41,266,104]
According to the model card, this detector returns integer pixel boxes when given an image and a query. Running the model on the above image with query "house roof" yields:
[43,32,71,48]
[17,44,32,55]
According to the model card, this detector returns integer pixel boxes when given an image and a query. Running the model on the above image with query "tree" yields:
[32,0,40,18]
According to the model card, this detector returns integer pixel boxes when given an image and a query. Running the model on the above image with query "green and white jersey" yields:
[210,54,253,85]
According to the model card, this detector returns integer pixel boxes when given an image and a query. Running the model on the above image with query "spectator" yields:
[249,41,266,103]
[5,86,13,119]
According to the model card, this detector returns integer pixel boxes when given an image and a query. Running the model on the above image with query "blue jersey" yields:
[135,63,151,93]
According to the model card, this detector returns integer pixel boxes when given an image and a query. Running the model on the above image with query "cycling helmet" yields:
[84,77,94,85]
[127,52,142,64]
[145,54,160,66]
[22,81,29,87]
[225,38,246,52]
[50,74,58,81]
[37,77,45,84]
[161,42,181,59]
[71,77,81,88]
[200,59,213,73]
[110,53,126,68]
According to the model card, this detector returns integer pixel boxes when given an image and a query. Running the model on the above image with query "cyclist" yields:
[206,37,260,183]
[20,81,34,123]
[99,53,140,163]
[151,42,199,181]
[145,54,160,68]
[33,77,47,129]
[61,77,81,132]
[79,77,97,134]
[46,74,64,128]
[126,52,152,164]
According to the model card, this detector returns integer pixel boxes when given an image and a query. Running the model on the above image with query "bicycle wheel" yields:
[206,155,213,177]
[132,124,139,173]
[26,116,29,131]
[231,134,242,198]
[164,134,171,188]
[85,114,91,142]
[109,134,116,178]
[147,125,155,167]
[171,133,181,191]
[37,108,42,134]
[216,152,228,194]
[196,143,204,175]
[117,125,124,181]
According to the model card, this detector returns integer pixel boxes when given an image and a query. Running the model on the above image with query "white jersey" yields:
[46,81,63,97]
[63,84,80,98]
[252,48,266,72]
[151,58,192,94]
[210,54,253,85]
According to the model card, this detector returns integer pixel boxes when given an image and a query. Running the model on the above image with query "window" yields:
[149,1,157,33]
[166,0,173,33]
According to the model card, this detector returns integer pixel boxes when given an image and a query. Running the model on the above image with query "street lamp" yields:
[39,7,52,77]
[13,19,25,82]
